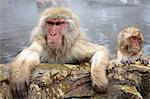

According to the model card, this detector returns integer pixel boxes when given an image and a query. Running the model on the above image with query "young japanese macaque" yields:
[10,7,109,98]
[117,27,149,65]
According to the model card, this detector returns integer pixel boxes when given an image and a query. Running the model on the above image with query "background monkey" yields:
[10,7,109,98]
[117,27,149,65]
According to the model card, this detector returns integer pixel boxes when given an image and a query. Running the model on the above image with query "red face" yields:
[45,18,67,48]
[129,36,141,49]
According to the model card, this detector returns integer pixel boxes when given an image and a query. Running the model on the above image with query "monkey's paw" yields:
[92,78,108,93]
[121,58,135,65]
[139,56,149,66]
[10,79,29,98]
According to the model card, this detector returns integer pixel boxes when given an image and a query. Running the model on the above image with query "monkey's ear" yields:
[38,16,47,27]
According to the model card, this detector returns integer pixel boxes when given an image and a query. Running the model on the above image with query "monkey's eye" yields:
[46,21,65,26]
[131,36,136,40]
[46,22,55,25]
[55,22,65,25]
[130,36,141,43]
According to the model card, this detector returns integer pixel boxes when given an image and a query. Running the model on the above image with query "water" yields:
[0,0,150,63]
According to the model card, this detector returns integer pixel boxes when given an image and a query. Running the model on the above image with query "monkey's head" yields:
[32,7,81,49]
[118,27,144,55]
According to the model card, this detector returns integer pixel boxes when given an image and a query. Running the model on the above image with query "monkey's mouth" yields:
[47,41,60,48]
[129,48,140,55]
[47,38,62,49]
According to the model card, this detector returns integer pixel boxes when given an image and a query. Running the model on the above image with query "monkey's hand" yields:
[91,70,108,93]
[121,57,137,65]
[10,49,40,98]
[139,56,149,66]
[10,61,31,98]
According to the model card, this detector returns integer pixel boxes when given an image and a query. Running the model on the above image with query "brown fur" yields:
[117,26,149,65]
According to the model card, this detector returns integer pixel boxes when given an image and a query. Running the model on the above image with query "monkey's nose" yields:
[50,25,58,36]
[50,32,56,36]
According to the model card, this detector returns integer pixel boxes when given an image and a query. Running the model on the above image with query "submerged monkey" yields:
[117,27,149,65]
[10,7,109,98]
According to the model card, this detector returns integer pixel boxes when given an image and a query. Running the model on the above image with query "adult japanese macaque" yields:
[117,27,149,65]
[10,7,109,98]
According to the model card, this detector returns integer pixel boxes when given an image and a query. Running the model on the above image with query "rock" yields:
[0,61,150,98]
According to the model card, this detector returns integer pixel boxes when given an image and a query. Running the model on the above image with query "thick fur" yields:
[117,27,149,65]
[10,7,109,98]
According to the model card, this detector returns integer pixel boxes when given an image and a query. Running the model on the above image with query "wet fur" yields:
[117,27,149,65]
[10,7,109,98]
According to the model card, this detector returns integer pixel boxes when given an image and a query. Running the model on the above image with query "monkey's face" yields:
[118,27,144,55]
[127,36,142,55]
[45,18,67,48]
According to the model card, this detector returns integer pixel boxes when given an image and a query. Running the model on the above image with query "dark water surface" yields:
[0,0,150,63]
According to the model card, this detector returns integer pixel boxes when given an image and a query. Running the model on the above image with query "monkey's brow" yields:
[46,21,65,25]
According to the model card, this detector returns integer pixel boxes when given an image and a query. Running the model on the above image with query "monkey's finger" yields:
[142,59,149,66]
[121,59,130,65]
[93,83,108,93]
[16,82,24,98]
[121,59,126,64]
[19,82,28,98]
[129,59,135,64]
[11,84,22,98]
[127,60,132,65]
[10,84,17,98]
[139,57,149,66]
[11,82,28,98]
[20,81,29,98]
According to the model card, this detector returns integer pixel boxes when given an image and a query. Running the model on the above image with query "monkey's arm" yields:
[10,41,43,98]
[117,50,125,62]
[71,40,109,92]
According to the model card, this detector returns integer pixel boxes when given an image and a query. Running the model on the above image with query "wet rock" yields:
[107,60,150,99]
[0,61,150,98]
